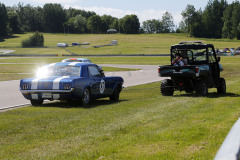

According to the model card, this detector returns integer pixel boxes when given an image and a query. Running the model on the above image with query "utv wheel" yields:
[161,79,174,96]
[82,88,90,105]
[110,86,120,102]
[195,80,208,96]
[30,99,43,106]
[217,78,226,94]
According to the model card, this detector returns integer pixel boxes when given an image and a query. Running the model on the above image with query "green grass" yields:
[1,33,240,55]
[0,56,170,65]
[0,57,240,159]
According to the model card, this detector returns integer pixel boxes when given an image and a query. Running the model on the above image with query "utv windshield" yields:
[36,65,81,77]
[171,48,208,65]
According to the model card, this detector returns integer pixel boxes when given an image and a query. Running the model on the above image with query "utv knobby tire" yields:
[195,80,208,96]
[30,99,43,106]
[161,79,174,96]
[217,78,226,94]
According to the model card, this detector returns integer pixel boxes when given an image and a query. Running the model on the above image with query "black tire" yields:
[30,99,43,106]
[195,80,208,96]
[161,79,174,96]
[110,86,120,102]
[82,88,90,106]
[217,78,226,94]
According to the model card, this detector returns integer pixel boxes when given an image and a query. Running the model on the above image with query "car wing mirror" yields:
[217,57,221,62]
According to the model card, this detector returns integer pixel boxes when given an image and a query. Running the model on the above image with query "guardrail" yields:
[0,54,58,57]
[214,118,240,160]
[62,54,169,56]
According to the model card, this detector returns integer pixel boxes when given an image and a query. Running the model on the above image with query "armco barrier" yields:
[214,118,240,160]
[0,54,58,57]
[62,54,169,56]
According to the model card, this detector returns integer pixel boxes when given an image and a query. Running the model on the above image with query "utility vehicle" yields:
[158,41,226,96]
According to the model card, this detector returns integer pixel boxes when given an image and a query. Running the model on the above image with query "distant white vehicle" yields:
[57,43,68,47]
[62,58,92,63]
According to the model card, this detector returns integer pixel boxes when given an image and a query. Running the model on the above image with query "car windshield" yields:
[36,65,81,77]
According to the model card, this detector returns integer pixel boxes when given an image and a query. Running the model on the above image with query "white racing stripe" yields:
[53,76,70,89]
[52,76,69,100]
[31,78,41,89]
[69,62,79,66]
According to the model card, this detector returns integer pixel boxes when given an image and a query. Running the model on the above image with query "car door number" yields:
[100,79,105,94]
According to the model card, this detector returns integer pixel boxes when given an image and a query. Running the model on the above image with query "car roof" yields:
[48,62,95,67]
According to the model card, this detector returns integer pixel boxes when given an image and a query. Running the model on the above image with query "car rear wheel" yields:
[30,99,43,106]
[217,78,226,94]
[110,85,120,102]
[82,88,90,105]
[161,79,174,96]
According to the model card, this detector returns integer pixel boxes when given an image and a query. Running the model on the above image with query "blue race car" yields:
[20,62,124,106]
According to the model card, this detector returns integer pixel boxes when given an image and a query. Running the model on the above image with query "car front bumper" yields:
[20,88,75,100]
[20,88,74,94]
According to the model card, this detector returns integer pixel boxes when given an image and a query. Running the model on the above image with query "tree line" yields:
[0,3,141,36]
[179,0,240,39]
[1,0,240,39]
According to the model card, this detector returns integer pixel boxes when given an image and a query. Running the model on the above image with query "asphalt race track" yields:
[0,64,164,110]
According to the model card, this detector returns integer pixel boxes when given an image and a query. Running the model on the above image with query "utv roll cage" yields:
[170,41,218,65]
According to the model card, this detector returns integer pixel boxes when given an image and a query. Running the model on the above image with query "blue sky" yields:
[1,0,236,25]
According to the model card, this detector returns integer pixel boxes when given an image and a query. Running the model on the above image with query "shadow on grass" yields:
[174,92,240,98]
[0,35,20,42]
[36,99,128,109]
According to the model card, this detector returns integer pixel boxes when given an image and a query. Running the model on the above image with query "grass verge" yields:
[0,56,170,65]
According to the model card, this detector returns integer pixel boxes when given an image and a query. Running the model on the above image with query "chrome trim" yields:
[20,88,74,94]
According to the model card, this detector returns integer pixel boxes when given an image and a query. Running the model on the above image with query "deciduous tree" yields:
[43,3,66,33]
[121,14,140,34]
[0,3,8,36]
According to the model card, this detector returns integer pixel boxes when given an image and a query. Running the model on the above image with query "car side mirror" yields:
[217,57,221,62]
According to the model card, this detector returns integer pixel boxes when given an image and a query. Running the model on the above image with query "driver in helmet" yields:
[172,53,187,66]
